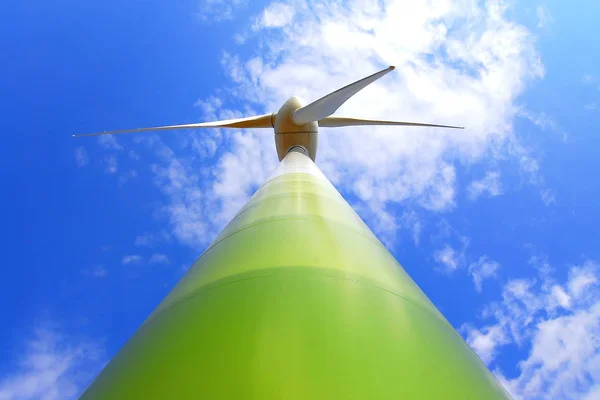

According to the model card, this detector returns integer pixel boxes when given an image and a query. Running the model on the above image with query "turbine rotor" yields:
[73,66,464,161]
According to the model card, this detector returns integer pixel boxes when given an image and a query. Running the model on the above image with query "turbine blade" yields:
[291,66,395,125]
[318,116,464,129]
[73,113,274,137]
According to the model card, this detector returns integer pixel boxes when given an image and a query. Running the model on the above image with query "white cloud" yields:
[463,259,600,399]
[518,109,558,133]
[501,303,600,399]
[122,255,142,265]
[536,6,553,28]
[508,140,556,205]
[399,211,423,245]
[134,231,172,247]
[96,135,122,151]
[135,233,152,246]
[518,108,567,145]
[0,326,104,400]
[183,0,545,245]
[568,261,599,298]
[150,147,214,249]
[434,244,461,271]
[467,171,503,200]
[431,221,470,273]
[540,188,555,206]
[583,385,600,400]
[582,74,596,85]
[198,0,247,23]
[258,2,296,28]
[469,256,500,292]
[550,285,571,309]
[74,147,88,167]
[463,323,508,365]
[93,265,107,278]
[149,254,170,265]
[145,98,277,248]
[104,156,117,175]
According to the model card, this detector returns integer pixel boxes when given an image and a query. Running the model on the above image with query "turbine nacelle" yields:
[274,96,318,161]
[74,65,464,162]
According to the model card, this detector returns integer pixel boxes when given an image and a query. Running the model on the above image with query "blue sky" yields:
[1,0,600,398]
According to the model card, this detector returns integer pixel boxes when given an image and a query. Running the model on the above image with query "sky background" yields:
[1,0,600,398]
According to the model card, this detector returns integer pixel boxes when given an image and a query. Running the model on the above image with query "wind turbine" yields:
[76,66,510,399]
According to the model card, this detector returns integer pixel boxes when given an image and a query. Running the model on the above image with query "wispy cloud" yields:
[0,325,104,400]
[536,6,553,28]
[431,220,470,273]
[104,156,117,175]
[518,109,566,141]
[432,223,500,291]
[134,231,171,247]
[150,151,213,249]
[540,188,556,206]
[467,171,503,201]
[434,244,462,272]
[145,116,276,249]
[463,259,600,399]
[93,265,107,278]
[582,74,597,85]
[96,135,123,151]
[122,255,142,265]
[581,74,600,92]
[197,0,248,23]
[74,147,88,167]
[400,211,423,246]
[463,323,507,365]
[469,256,500,292]
[568,265,597,297]
[508,140,556,205]
[149,254,170,265]
[128,150,140,160]
[256,2,296,28]
[134,233,152,247]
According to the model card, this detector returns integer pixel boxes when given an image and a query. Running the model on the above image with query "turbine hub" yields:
[274,96,319,161]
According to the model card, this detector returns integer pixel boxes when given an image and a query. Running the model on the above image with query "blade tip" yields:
[388,65,396,70]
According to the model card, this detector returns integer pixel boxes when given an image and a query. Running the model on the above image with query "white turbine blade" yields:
[291,66,395,125]
[73,113,274,137]
[318,116,464,129]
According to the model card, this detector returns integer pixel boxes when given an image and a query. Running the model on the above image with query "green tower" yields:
[80,149,509,399]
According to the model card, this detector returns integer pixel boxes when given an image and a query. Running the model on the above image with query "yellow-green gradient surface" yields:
[80,151,510,399]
